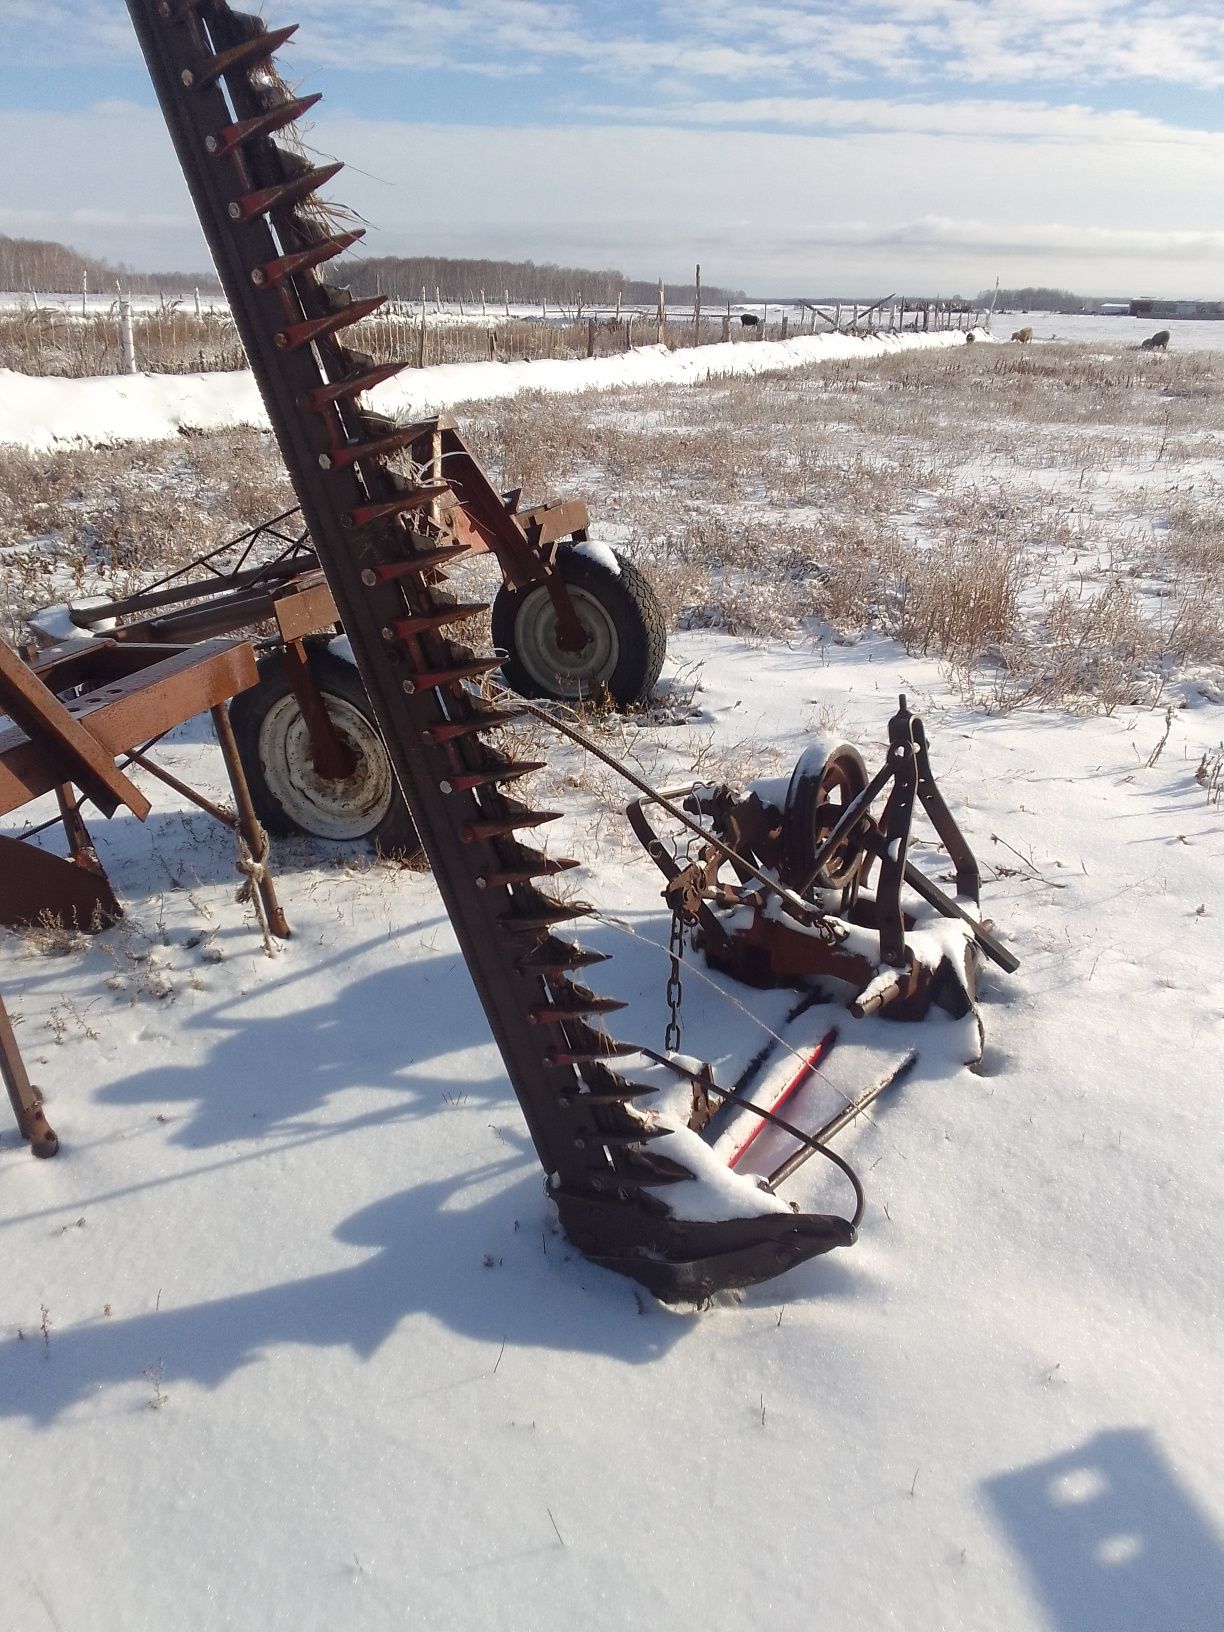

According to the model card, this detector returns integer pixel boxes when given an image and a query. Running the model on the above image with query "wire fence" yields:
[0,295,989,379]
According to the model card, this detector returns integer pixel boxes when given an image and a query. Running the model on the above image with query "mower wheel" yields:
[229,643,420,857]
[781,743,869,894]
[490,546,666,707]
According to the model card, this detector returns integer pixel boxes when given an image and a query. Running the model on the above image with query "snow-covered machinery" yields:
[126,0,1016,1302]
[629,696,1018,1025]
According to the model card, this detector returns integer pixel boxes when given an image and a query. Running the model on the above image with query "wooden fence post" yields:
[587,316,596,357]
[417,305,426,368]
[781,312,789,340]
[693,263,702,347]
[118,294,138,375]
[656,279,665,345]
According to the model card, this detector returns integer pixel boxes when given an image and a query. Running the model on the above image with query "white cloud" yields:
[6,0,1224,91]
[575,95,1216,148]
[3,82,1222,297]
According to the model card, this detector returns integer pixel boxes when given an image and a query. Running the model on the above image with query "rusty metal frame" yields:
[0,634,291,1154]
[627,697,1018,1022]
[0,993,57,1158]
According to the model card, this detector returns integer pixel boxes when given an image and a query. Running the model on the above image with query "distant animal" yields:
[739,313,761,327]
[965,331,976,343]
[1140,329,1170,351]
[1011,326,1033,344]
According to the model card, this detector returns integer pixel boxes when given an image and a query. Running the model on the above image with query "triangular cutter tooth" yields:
[192,24,299,89]
[209,92,323,155]
[279,294,385,354]
[425,705,523,746]
[515,935,609,972]
[464,806,562,843]
[228,161,344,224]
[369,545,468,577]
[254,229,365,289]
[401,657,501,694]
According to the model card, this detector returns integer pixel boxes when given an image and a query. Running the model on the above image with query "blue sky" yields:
[1,1,1222,294]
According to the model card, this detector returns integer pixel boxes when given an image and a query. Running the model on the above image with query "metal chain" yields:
[664,906,685,1053]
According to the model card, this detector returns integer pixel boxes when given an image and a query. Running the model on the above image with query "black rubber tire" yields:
[228,643,420,858]
[490,546,666,708]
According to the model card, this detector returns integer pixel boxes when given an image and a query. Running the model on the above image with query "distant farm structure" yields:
[1098,297,1224,320]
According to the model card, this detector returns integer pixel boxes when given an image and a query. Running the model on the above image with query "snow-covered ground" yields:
[2,633,1222,1631]
[0,327,976,452]
[996,311,1224,353]
[3,338,1223,1631]
[0,290,231,318]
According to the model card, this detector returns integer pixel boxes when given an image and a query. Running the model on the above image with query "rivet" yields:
[380,627,395,641]
[402,680,416,695]
[204,134,219,154]
[439,780,453,794]
[360,568,377,586]
[180,68,195,87]
[227,201,241,221]
[475,876,488,889]
[250,267,266,286]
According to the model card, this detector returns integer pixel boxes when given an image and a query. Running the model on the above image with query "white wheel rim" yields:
[512,583,620,699]
[258,692,395,841]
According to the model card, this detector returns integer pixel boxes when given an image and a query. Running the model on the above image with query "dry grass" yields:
[4,338,1224,712]
[0,430,292,642]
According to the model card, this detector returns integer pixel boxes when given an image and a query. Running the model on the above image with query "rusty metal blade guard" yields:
[124,0,857,1301]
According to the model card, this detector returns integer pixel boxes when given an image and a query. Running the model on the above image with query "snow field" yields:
[2,336,1223,1630]
[0,327,976,453]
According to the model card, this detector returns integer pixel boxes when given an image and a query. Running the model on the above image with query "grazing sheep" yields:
[1011,326,1033,343]
[1140,329,1170,351]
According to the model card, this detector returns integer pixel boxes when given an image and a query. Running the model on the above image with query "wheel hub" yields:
[259,693,395,841]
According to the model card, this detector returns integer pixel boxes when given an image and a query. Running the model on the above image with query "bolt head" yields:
[360,569,378,587]
[402,680,416,695]
[439,780,453,795]
[250,267,266,287]
[317,453,332,470]
[180,68,195,87]
[204,134,219,155]
[227,202,242,221]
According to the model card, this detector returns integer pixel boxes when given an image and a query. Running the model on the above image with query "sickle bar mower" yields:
[119,0,874,1299]
[124,0,874,1301]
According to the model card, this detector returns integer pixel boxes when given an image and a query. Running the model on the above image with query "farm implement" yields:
[102,0,1018,1301]
[32,460,664,852]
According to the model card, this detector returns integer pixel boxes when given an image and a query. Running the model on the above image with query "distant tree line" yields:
[980,286,1090,314]
[2,230,746,309]
[335,253,745,308]
[0,233,219,297]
